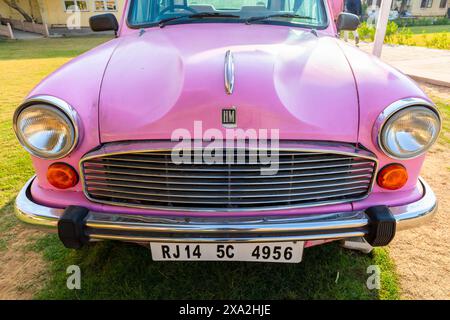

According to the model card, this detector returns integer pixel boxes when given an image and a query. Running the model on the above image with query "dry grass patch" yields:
[387,83,450,300]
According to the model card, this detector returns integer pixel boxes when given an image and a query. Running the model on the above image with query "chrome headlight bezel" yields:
[375,98,442,160]
[13,96,79,160]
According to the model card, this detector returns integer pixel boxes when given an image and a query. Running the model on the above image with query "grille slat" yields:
[102,155,352,165]
[136,151,326,157]
[86,184,369,198]
[87,189,367,205]
[85,178,371,192]
[83,166,374,180]
[81,146,377,211]
[84,159,372,172]
[83,172,373,186]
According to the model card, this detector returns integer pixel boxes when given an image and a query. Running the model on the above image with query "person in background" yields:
[343,0,362,46]
[367,5,379,27]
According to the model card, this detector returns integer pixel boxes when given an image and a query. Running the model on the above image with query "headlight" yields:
[13,96,78,159]
[378,100,441,160]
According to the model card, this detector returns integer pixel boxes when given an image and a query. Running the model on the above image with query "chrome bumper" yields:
[15,177,437,244]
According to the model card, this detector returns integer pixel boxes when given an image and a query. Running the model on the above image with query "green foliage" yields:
[356,21,450,50]
[357,21,376,41]
[397,27,413,45]
[423,33,450,50]
[386,26,413,45]
[357,21,400,42]
[385,21,399,42]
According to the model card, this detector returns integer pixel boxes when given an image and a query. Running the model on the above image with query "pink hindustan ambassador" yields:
[13,0,440,263]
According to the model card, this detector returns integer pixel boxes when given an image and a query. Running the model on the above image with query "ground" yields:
[359,43,450,88]
[0,36,448,300]
[388,83,450,300]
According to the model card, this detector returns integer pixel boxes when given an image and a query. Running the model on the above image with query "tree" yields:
[2,0,34,22]
[399,0,408,15]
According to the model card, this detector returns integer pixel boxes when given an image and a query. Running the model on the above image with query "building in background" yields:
[364,0,448,17]
[409,0,448,17]
[0,0,125,30]
[39,0,125,28]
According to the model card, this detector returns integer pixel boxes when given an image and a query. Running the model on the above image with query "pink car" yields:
[14,0,440,263]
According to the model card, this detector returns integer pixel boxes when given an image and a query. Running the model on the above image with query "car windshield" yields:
[128,0,328,29]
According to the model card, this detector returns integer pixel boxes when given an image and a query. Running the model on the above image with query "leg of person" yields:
[354,30,360,46]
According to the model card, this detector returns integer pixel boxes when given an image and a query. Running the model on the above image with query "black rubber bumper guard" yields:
[58,206,90,249]
[57,205,397,250]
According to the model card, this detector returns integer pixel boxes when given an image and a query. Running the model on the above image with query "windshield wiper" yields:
[159,12,240,28]
[246,13,313,24]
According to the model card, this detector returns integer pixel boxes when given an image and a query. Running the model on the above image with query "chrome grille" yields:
[81,144,377,212]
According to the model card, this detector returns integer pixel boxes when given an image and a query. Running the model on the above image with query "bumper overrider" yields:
[15,177,437,249]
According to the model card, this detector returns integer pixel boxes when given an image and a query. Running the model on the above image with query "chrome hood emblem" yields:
[224,50,235,95]
[222,107,237,128]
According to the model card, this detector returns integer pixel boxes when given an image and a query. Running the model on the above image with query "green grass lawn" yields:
[409,25,450,34]
[0,36,399,300]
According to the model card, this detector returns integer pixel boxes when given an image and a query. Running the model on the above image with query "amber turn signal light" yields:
[47,163,79,189]
[377,164,408,190]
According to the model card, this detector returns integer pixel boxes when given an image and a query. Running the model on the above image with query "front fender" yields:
[24,38,122,192]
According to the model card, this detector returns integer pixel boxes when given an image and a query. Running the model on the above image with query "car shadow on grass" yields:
[31,235,399,300]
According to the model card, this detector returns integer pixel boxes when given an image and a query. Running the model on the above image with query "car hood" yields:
[99,24,359,143]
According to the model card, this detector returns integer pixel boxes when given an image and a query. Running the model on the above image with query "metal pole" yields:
[372,0,393,57]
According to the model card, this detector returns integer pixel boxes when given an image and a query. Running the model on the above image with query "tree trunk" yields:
[399,0,408,15]
[2,0,34,22]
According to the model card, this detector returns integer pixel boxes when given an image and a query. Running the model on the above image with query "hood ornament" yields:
[224,50,235,95]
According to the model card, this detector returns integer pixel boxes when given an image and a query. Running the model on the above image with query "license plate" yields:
[150,242,304,263]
